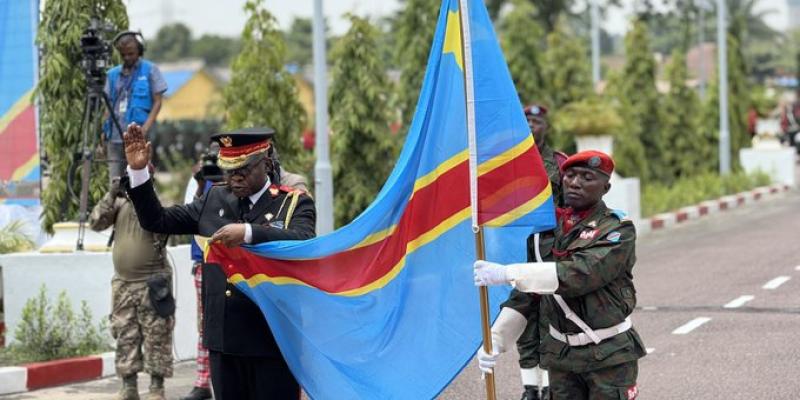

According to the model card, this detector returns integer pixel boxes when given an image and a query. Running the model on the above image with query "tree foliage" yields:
[36,0,128,233]
[539,19,592,151]
[147,22,192,62]
[223,0,309,175]
[702,32,751,171]
[392,0,440,132]
[612,19,664,181]
[500,0,546,105]
[284,17,314,68]
[662,50,712,180]
[190,34,241,67]
[540,19,592,109]
[329,16,397,227]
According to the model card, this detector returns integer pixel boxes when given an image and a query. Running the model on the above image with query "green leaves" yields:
[500,0,546,105]
[7,285,111,363]
[36,0,128,234]
[329,16,397,227]
[223,0,309,176]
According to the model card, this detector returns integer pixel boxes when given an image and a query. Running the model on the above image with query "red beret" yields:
[560,150,614,176]
[523,104,548,118]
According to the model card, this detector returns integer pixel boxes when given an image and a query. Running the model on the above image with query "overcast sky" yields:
[125,0,790,40]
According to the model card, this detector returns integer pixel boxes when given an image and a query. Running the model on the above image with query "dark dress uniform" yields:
[126,177,316,400]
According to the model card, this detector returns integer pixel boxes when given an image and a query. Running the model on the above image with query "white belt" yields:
[549,317,632,347]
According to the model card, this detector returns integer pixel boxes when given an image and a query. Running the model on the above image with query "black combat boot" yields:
[520,385,541,400]
[180,386,213,400]
[146,375,165,400]
[117,374,139,400]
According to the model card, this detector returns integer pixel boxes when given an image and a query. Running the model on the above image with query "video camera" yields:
[79,17,114,88]
[196,146,224,183]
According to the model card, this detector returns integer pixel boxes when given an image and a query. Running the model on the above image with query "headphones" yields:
[113,30,146,55]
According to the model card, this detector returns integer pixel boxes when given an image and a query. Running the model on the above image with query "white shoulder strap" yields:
[534,232,602,345]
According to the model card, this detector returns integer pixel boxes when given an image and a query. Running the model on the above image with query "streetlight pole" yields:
[716,0,730,175]
[313,0,334,234]
[590,0,601,86]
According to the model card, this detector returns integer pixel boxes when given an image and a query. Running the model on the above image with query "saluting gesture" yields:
[123,123,151,170]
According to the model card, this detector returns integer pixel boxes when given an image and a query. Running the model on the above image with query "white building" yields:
[790,0,800,29]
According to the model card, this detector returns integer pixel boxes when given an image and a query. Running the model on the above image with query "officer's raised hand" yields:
[123,123,151,170]
[211,224,246,248]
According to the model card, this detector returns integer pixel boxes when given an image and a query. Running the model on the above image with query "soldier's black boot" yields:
[520,385,541,400]
[180,386,213,400]
[146,375,165,400]
[117,374,139,400]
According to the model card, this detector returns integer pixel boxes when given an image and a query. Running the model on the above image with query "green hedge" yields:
[642,171,772,217]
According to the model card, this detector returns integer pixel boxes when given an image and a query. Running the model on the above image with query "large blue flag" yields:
[207,0,556,398]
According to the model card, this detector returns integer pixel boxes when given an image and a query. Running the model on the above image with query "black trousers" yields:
[209,351,300,400]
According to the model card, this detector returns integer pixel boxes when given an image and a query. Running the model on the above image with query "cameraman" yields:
[104,31,167,181]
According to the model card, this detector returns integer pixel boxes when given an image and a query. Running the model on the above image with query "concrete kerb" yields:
[643,183,792,234]
[0,351,115,395]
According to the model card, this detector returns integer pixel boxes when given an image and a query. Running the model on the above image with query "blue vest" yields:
[105,59,154,138]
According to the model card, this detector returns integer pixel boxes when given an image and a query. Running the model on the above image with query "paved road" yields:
[4,188,798,399]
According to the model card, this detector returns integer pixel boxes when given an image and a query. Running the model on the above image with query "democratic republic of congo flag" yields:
[206,0,556,398]
[0,0,40,205]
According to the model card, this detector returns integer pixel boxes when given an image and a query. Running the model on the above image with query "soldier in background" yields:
[525,104,566,207]
[89,171,174,400]
[475,150,647,400]
[499,103,566,400]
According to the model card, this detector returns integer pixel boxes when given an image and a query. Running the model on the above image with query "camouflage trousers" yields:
[110,278,174,378]
[548,360,638,400]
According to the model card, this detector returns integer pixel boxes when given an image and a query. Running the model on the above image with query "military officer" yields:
[501,103,566,400]
[474,150,646,400]
[123,123,316,400]
[525,104,565,207]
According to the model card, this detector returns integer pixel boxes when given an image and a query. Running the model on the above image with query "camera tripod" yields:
[74,78,124,251]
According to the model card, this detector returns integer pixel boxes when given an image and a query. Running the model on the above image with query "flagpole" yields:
[474,228,497,399]
[457,0,497,399]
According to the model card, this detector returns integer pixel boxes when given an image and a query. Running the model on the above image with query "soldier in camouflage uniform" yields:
[475,150,647,400]
[500,104,566,400]
[90,176,174,400]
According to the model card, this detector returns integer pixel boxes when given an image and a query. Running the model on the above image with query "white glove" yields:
[477,346,499,374]
[473,260,509,286]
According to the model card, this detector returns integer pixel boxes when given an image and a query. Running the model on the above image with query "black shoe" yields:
[520,385,540,400]
[180,386,212,400]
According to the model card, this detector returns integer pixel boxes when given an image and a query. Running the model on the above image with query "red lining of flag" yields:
[208,148,549,293]
[0,106,37,179]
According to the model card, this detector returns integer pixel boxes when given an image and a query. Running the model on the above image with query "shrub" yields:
[2,285,111,364]
[0,220,35,254]
[642,171,772,217]
[552,98,623,138]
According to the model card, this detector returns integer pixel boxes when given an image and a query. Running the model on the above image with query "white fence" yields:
[0,245,198,361]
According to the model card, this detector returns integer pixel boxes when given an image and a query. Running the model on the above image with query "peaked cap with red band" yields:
[211,127,275,170]
[560,150,614,176]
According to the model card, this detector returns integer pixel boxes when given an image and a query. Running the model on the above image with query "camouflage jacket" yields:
[539,144,564,207]
[538,201,647,373]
